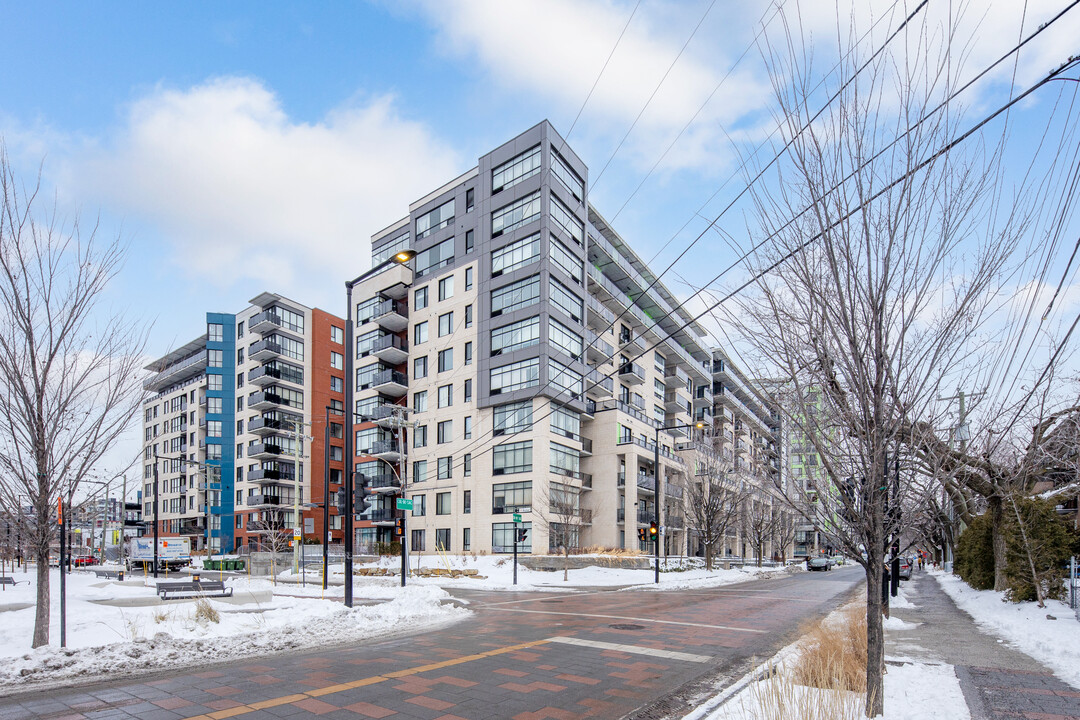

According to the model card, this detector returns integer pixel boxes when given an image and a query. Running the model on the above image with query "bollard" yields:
[192,572,201,583]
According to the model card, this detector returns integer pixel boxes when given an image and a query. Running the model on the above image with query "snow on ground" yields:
[932,569,1080,689]
[0,567,466,690]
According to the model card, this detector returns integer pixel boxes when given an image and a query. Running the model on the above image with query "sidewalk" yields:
[886,571,1080,719]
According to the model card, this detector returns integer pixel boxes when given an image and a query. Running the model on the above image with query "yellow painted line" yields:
[160,638,552,718]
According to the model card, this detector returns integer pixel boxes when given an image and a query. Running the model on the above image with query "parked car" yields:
[807,556,831,571]
[831,555,846,566]
[73,555,97,567]
[897,556,913,580]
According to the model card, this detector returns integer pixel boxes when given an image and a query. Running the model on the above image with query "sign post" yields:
[396,498,412,587]
[512,514,522,586]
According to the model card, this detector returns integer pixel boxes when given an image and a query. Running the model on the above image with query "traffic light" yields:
[333,490,346,515]
[648,522,658,540]
[354,476,371,508]
[515,528,528,543]
[394,517,405,537]
[637,527,647,542]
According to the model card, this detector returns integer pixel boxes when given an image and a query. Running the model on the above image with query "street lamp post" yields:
[323,405,332,591]
[653,421,705,584]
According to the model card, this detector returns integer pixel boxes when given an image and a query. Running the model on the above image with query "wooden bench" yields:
[156,580,233,600]
[1,576,26,586]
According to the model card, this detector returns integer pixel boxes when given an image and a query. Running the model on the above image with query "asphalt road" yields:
[0,566,863,720]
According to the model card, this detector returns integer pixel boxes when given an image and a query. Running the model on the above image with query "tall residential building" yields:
[142,293,346,553]
[349,121,788,559]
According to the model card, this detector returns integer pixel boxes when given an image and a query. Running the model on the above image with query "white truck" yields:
[126,537,192,571]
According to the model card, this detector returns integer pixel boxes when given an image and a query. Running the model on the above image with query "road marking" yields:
[484,607,765,633]
[547,636,712,663]
[475,589,612,607]
[181,638,552,720]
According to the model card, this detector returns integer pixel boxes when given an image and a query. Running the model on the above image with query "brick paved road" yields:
[0,567,862,720]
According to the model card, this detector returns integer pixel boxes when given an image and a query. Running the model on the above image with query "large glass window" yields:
[372,230,410,265]
[438,458,452,480]
[491,145,541,193]
[438,348,453,372]
[356,362,381,389]
[492,480,531,511]
[269,333,304,361]
[438,384,453,408]
[550,147,584,201]
[414,355,428,379]
[355,297,380,325]
[413,460,428,483]
[208,349,223,368]
[413,390,428,413]
[269,305,305,334]
[549,278,583,322]
[549,358,582,399]
[415,199,455,240]
[493,441,532,476]
[491,233,540,276]
[208,323,223,342]
[355,329,380,356]
[490,358,539,394]
[549,317,583,360]
[436,492,451,515]
[493,522,531,553]
[550,193,584,245]
[492,191,541,237]
[494,400,533,436]
[438,275,454,301]
[415,237,454,277]
[491,316,540,356]
[550,442,581,478]
[550,236,583,283]
[437,420,452,444]
[491,274,540,316]
[551,405,581,440]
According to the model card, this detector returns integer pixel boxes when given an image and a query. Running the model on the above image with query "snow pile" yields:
[933,570,1080,688]
[0,571,466,689]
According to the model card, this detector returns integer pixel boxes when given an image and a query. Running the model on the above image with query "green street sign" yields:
[513,513,522,523]
[396,498,413,510]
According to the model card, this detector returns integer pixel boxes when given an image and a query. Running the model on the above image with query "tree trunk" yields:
[990,495,1008,591]
[33,545,49,648]
[563,548,569,582]
[865,559,885,718]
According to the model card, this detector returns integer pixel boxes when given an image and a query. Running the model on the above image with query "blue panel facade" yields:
[206,312,237,552]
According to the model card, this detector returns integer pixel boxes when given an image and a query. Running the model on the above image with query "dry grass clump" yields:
[193,598,221,624]
[746,664,864,720]
[791,604,867,693]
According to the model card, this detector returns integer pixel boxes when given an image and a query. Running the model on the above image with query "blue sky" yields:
[2,0,1079,472]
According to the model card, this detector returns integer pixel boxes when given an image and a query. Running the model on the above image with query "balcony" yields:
[371,334,409,365]
[248,390,293,411]
[619,328,644,355]
[617,508,625,522]
[248,414,301,435]
[618,362,645,385]
[371,440,402,461]
[248,441,287,460]
[585,369,614,399]
[617,471,626,487]
[363,472,402,492]
[664,391,690,414]
[363,508,398,525]
[371,369,408,397]
[370,299,408,333]
[248,363,302,387]
[245,494,283,508]
[248,466,295,483]
[580,437,593,456]
[667,514,685,530]
[637,475,656,494]
[586,296,615,330]
[695,407,712,424]
[637,506,653,524]
[665,366,691,389]
[582,399,596,419]
[585,329,615,365]
[359,262,412,301]
[694,385,713,408]
[250,338,288,361]
[249,309,301,337]
[358,403,405,428]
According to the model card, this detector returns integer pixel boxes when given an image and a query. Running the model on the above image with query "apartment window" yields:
[328,376,342,393]
[331,351,343,370]
[492,145,541,193]
[465,267,473,291]
[269,333,305,361]
[464,342,473,366]
[465,229,474,253]
[434,528,451,551]
[551,147,584,201]
[654,352,666,374]
[493,522,531,552]
[237,321,245,339]
[492,479,531,511]
[438,457,452,480]
[549,358,583,399]
[549,317,583,360]
[437,420,452,444]
[550,235,583,283]
[415,237,454,277]
[208,349,223,368]
[465,188,475,212]
[330,446,343,461]
[463,527,471,551]
[438,312,453,337]
[551,405,580,440]
[415,286,429,310]
[654,378,666,400]
[208,323,223,342]
[356,329,381,356]
[493,441,532,475]
[330,422,343,439]
[411,529,426,551]
[494,401,533,437]
[464,454,472,477]
[413,460,428,483]
[372,230,409,265]
[465,304,473,328]
[237,347,245,364]
[438,275,454,301]
[549,277,583,322]
[492,191,541,237]
[356,297,380,325]
[491,316,540,355]
[550,192,584,245]
[356,362,382,389]
[411,494,426,517]
[438,348,453,372]
[490,357,539,394]
[413,390,428,413]
[491,233,540,276]
[414,321,428,345]
[464,416,473,439]
[438,384,453,408]
[208,374,222,391]
[416,199,455,240]
[268,305,305,333]
[207,421,222,438]
[331,326,343,344]
[491,274,540,316]
[463,490,472,514]
[207,444,222,460]
[207,397,222,414]
[414,355,428,379]
[464,378,473,402]
[550,442,581,478]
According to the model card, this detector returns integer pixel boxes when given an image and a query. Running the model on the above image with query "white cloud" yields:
[59,77,461,295]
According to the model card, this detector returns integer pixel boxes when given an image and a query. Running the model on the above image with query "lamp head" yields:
[393,249,416,263]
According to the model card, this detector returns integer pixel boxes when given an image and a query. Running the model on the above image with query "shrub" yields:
[375,542,401,556]
[954,511,995,590]
[1004,496,1080,603]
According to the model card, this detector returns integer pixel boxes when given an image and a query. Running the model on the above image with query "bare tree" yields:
[0,150,146,648]
[679,438,748,570]
[771,507,797,563]
[729,11,1030,714]
[533,480,587,582]
[249,510,291,584]
[742,492,778,567]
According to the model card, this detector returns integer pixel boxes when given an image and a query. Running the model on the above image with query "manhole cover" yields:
[608,623,645,630]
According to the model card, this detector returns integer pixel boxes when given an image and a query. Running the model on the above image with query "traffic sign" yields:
[396,498,413,510]
[513,513,522,523]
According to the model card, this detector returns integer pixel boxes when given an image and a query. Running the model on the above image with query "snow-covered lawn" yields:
[933,569,1080,688]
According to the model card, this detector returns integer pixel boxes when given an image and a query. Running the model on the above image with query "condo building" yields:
[141,294,346,553]
[348,121,790,559]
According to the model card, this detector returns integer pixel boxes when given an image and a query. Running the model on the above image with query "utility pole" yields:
[153,449,160,578]
[292,418,303,576]
[938,387,984,565]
